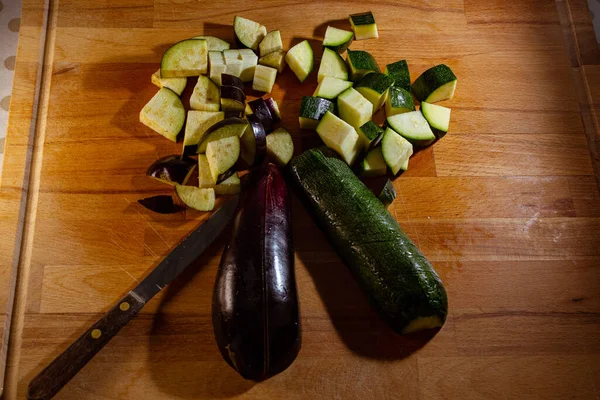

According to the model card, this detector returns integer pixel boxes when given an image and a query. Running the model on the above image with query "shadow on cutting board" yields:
[147,229,256,399]
[291,197,439,360]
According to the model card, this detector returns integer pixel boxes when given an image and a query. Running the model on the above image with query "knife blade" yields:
[27,195,240,400]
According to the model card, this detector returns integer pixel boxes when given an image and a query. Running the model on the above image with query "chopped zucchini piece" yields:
[266,128,294,166]
[421,102,451,133]
[259,49,287,73]
[357,120,384,150]
[151,69,187,96]
[198,154,217,188]
[139,88,185,142]
[286,40,314,82]
[349,11,378,40]
[381,127,413,175]
[183,111,224,152]
[192,36,230,51]
[313,76,353,99]
[337,87,373,129]
[387,111,435,147]
[209,51,227,86]
[355,72,394,111]
[317,47,348,82]
[161,39,208,78]
[252,64,278,93]
[346,49,379,81]
[259,30,283,56]
[299,96,335,130]
[385,86,415,117]
[384,60,410,92]
[190,75,220,112]
[215,173,241,195]
[233,16,267,50]
[359,146,387,177]
[316,111,361,165]
[206,136,241,181]
[411,64,457,103]
[323,26,354,54]
[175,185,215,211]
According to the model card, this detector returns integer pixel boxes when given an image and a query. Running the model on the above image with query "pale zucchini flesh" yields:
[206,136,241,181]
[252,64,278,93]
[161,39,208,78]
[387,111,435,147]
[337,88,373,130]
[313,76,353,99]
[286,40,314,82]
[317,47,348,82]
[259,49,287,73]
[139,88,185,142]
[190,75,220,111]
[151,69,187,96]
[316,111,361,165]
[266,128,294,166]
[323,26,354,53]
[349,11,378,40]
[381,127,413,175]
[360,146,387,177]
[421,101,451,133]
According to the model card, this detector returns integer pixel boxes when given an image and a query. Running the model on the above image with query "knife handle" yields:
[27,291,145,400]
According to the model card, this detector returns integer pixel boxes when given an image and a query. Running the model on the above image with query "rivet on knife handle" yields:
[26,292,145,400]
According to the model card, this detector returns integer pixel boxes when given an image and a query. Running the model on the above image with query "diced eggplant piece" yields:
[139,88,185,142]
[137,195,182,214]
[259,30,283,56]
[215,173,242,195]
[221,74,245,93]
[239,49,259,83]
[220,85,246,112]
[198,154,217,188]
[209,51,227,86]
[192,36,231,51]
[190,75,220,111]
[146,155,197,185]
[175,185,215,211]
[151,69,187,96]
[240,117,267,167]
[161,39,208,77]
[183,111,225,155]
[264,98,281,123]
[266,127,294,166]
[197,117,247,153]
[252,65,277,93]
[248,98,275,133]
[213,164,300,380]
[206,136,241,181]
[259,49,287,73]
[233,16,267,50]
[224,110,243,119]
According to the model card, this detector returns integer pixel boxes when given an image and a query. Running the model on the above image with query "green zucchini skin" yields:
[286,148,447,334]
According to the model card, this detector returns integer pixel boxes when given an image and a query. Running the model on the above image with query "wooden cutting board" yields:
[1,0,599,398]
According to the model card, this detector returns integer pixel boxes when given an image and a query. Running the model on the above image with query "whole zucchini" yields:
[287,148,447,334]
[212,164,300,380]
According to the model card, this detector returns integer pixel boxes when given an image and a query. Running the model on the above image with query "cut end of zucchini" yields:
[421,101,451,133]
[140,88,185,142]
[266,128,294,166]
[401,315,443,334]
[286,40,314,83]
[349,11,378,40]
[313,76,353,99]
[234,16,267,50]
[323,26,354,54]
[354,72,394,112]
[175,185,215,211]
[346,49,380,81]
[151,69,187,96]
[425,80,457,103]
[161,39,208,78]
[252,64,278,93]
[317,47,348,82]
[359,146,387,177]
[387,111,435,147]
[299,96,335,130]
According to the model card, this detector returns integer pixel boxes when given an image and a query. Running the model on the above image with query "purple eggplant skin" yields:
[137,195,182,214]
[146,155,196,185]
[264,98,281,123]
[212,164,300,381]
[221,74,245,93]
[248,98,275,133]
[243,116,267,166]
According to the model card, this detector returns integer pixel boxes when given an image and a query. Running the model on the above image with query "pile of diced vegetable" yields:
[138,11,457,213]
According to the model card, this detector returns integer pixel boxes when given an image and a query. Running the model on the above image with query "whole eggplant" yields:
[212,164,300,380]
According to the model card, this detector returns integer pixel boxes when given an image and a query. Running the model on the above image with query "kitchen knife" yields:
[27,195,240,400]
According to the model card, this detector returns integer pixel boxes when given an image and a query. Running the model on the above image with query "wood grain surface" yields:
[1,0,600,399]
